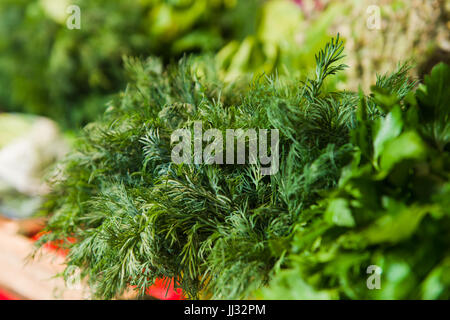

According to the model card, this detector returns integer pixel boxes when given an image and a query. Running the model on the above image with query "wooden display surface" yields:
[0,216,90,300]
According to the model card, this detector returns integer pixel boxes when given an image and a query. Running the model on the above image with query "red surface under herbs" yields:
[0,289,20,300]
[31,231,184,300]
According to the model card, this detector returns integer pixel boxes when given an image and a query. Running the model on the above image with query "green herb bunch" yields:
[37,36,448,300]
[260,63,450,299]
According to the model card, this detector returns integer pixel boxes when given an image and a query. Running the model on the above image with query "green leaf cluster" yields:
[260,63,450,299]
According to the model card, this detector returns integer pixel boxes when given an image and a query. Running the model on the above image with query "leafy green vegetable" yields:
[260,61,450,300]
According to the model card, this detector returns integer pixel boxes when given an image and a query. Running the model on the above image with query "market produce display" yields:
[1,0,449,301]
[36,34,450,299]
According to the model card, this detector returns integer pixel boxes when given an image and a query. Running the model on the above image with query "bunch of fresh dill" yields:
[37,36,447,300]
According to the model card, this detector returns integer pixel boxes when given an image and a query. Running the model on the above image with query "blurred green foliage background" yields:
[1,0,448,129]
[0,0,261,127]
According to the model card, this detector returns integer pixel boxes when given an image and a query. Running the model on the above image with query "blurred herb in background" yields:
[1,0,447,129]
[0,0,260,128]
